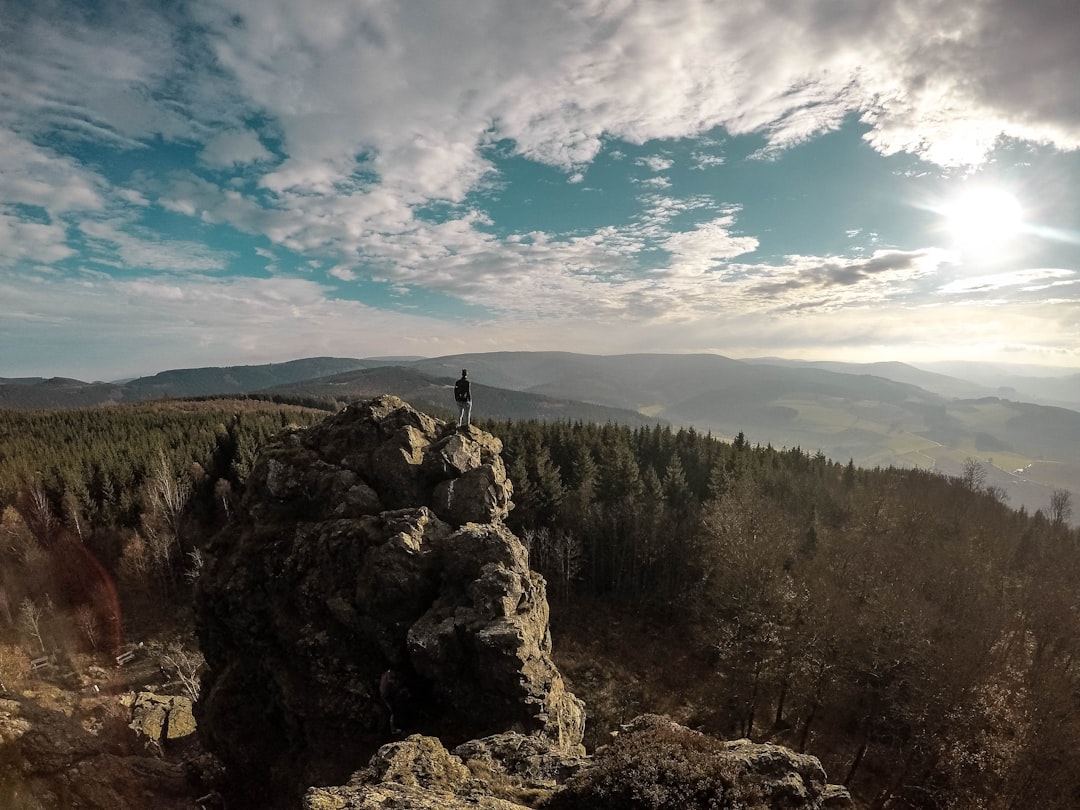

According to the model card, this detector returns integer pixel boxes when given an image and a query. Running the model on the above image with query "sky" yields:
[2,0,1080,382]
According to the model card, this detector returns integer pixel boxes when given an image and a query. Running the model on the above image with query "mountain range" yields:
[3,352,1077,519]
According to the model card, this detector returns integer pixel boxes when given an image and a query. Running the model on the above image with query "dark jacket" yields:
[454,377,471,402]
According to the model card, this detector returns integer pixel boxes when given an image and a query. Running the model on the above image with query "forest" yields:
[1,398,1078,809]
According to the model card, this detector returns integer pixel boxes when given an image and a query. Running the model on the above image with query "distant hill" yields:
[916,360,1080,410]
[0,377,127,409]
[265,366,659,426]
[4,350,1078,518]
[406,352,1080,518]
[122,357,378,399]
[0,358,376,409]
[746,357,999,401]
[747,357,1080,411]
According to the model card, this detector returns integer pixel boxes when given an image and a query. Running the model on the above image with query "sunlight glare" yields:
[945,188,1023,250]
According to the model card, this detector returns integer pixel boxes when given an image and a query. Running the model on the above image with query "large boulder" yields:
[122,692,196,746]
[194,397,582,806]
[303,732,584,810]
[546,715,854,810]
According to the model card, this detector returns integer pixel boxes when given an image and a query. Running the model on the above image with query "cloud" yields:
[9,1,1080,270]
[0,209,75,266]
[692,152,725,170]
[662,216,759,274]
[0,130,104,213]
[2,0,1080,376]
[737,249,953,312]
[939,267,1078,296]
[199,128,273,167]
[177,0,1080,229]
[638,156,674,172]
[78,219,232,273]
[329,264,357,281]
[0,269,463,379]
[0,3,208,146]
[635,176,672,189]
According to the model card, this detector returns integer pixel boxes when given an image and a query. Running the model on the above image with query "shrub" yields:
[546,717,743,810]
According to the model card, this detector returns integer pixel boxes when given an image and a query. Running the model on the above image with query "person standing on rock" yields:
[454,369,472,428]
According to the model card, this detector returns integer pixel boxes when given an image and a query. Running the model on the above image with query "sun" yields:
[944,188,1024,250]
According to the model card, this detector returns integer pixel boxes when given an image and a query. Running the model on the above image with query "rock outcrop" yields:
[196,395,851,810]
[303,732,581,810]
[122,692,196,747]
[302,717,853,810]
[546,714,854,810]
[0,692,198,809]
[194,396,583,805]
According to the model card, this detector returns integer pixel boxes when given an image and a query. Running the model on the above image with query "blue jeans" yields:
[457,399,472,427]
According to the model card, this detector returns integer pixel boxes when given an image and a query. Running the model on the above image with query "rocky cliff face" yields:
[194,396,584,804]
[195,395,851,810]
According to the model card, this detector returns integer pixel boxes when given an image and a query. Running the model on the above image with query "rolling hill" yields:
[3,351,1077,518]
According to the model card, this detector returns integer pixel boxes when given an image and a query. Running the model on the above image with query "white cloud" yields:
[329,264,357,281]
[3,0,1080,375]
[692,152,725,170]
[176,0,1080,244]
[9,0,1080,270]
[940,267,1078,296]
[0,3,206,145]
[78,219,231,273]
[0,210,75,266]
[0,270,463,379]
[118,188,151,207]
[638,156,674,172]
[636,176,672,189]
[662,217,759,274]
[200,128,273,167]
[0,130,104,213]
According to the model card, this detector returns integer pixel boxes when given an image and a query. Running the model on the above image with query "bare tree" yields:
[213,477,233,522]
[18,596,52,655]
[147,450,191,546]
[159,639,205,702]
[0,586,11,628]
[143,523,177,587]
[960,458,986,492]
[118,531,153,590]
[74,603,98,650]
[184,548,206,584]
[24,483,57,543]
[62,489,87,542]
[1049,489,1073,526]
[139,450,193,590]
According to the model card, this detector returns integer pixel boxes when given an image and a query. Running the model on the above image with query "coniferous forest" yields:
[1,399,1079,808]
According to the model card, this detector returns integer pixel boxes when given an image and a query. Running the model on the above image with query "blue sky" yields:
[2,0,1079,381]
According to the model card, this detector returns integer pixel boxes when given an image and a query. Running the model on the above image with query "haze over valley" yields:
[5,351,1076,521]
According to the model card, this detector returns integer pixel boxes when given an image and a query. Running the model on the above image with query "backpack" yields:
[454,378,470,402]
